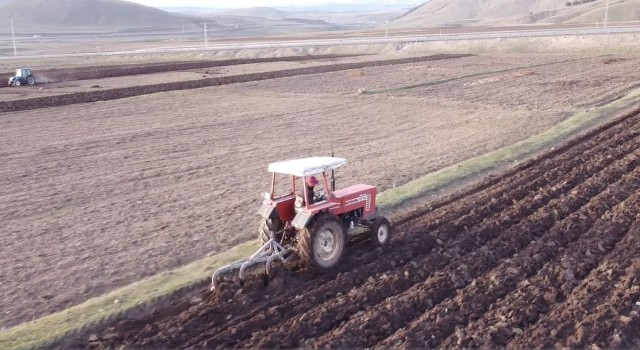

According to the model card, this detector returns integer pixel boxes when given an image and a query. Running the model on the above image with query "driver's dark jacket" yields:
[306,185,315,205]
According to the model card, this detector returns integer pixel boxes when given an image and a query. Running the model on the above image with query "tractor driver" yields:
[306,176,320,205]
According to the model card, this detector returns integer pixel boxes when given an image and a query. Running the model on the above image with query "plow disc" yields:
[211,239,296,291]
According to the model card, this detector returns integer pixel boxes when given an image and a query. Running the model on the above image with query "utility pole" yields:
[604,0,609,28]
[10,19,17,56]
[203,23,208,49]
[385,20,389,38]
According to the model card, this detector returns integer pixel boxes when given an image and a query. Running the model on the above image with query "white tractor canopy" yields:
[267,157,347,177]
[16,68,31,77]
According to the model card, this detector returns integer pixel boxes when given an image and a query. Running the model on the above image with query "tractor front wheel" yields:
[370,216,392,247]
[13,80,21,87]
[297,214,346,271]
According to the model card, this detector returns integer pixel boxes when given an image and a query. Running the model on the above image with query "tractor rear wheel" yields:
[258,217,283,244]
[297,214,346,270]
[26,77,35,85]
[370,216,392,247]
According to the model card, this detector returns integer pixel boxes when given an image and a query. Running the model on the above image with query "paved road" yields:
[2,25,639,60]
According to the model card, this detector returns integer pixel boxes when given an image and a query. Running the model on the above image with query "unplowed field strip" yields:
[79,109,640,348]
[0,54,467,113]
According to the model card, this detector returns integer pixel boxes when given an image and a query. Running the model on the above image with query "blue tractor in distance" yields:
[8,68,36,87]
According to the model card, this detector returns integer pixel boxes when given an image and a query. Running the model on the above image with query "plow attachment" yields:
[211,239,295,291]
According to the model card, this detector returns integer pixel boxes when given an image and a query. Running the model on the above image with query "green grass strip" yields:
[2,86,640,350]
[377,87,640,209]
[359,54,613,95]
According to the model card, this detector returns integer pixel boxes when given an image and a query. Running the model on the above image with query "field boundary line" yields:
[2,88,640,350]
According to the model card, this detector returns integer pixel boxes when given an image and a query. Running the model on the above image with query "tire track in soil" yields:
[507,224,640,349]
[0,54,467,113]
[93,115,640,349]
[79,111,640,349]
[185,123,640,349]
[384,173,640,349]
[238,134,640,349]
[308,149,640,349]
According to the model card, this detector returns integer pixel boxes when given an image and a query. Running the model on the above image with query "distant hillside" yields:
[394,0,640,27]
[537,0,640,24]
[393,0,565,27]
[219,7,289,19]
[294,10,405,26]
[208,15,339,36]
[0,0,197,29]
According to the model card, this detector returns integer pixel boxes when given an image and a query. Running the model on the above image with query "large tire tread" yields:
[297,213,346,271]
[258,217,282,244]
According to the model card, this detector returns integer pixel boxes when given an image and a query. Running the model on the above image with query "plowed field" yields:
[5,51,640,338]
[80,108,640,349]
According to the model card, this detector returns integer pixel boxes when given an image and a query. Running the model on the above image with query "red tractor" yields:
[211,157,392,289]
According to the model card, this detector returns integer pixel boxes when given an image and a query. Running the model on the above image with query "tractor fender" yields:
[292,210,314,229]
[257,203,278,220]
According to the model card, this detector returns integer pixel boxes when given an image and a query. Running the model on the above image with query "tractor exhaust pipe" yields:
[330,150,336,192]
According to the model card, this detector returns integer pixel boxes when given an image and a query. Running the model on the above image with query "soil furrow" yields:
[596,258,640,349]
[308,150,640,349]
[508,223,640,349]
[573,258,640,348]
[399,179,640,348]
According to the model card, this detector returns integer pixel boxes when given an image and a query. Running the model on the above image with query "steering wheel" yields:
[314,190,327,202]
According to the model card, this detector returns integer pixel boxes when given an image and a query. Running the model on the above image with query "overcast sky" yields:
[125,0,422,9]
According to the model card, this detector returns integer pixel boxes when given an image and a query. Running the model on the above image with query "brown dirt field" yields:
[0,54,469,112]
[70,100,640,349]
[0,55,373,101]
[1,52,639,329]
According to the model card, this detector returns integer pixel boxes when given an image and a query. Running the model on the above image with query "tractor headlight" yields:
[295,194,304,208]
[262,192,271,200]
